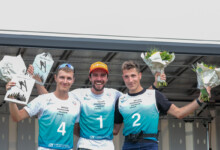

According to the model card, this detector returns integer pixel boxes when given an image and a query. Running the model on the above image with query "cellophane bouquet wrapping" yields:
[193,62,220,101]
[141,49,175,87]
[0,55,26,82]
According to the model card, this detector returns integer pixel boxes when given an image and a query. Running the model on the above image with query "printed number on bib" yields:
[96,115,103,129]
[132,113,141,127]
[57,122,66,136]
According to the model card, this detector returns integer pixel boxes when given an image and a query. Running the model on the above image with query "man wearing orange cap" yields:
[29,61,162,150]
[71,61,122,150]
[72,61,163,150]
[29,61,121,149]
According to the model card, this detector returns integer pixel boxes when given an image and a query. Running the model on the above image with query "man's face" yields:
[55,70,74,93]
[89,69,108,94]
[122,68,142,93]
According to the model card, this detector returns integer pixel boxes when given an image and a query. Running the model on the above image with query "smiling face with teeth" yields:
[89,68,108,95]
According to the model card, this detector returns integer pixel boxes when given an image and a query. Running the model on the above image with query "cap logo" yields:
[90,62,109,74]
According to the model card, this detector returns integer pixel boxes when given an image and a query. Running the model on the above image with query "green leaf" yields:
[200,88,209,102]
[144,48,173,61]
[157,81,168,87]
[197,67,203,73]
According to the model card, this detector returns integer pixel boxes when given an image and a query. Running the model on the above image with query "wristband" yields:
[152,84,159,91]
[196,98,203,106]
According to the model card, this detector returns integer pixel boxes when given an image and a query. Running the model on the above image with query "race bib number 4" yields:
[57,122,66,136]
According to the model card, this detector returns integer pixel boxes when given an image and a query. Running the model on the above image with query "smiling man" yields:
[114,60,211,150]
[31,61,163,150]
[6,63,80,150]
[29,61,122,150]
[71,62,123,150]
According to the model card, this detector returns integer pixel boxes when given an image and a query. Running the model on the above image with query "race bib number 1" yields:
[96,115,103,129]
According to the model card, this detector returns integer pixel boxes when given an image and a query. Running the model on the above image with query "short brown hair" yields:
[121,61,140,73]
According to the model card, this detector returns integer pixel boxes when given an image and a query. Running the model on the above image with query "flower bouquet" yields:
[141,48,175,87]
[192,62,220,101]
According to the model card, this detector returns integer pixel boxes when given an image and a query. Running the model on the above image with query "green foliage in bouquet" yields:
[192,62,216,73]
[200,88,209,102]
[157,81,167,87]
[145,48,173,61]
[203,63,216,70]
[192,62,215,102]
[160,51,173,61]
[144,48,174,87]
[145,49,158,59]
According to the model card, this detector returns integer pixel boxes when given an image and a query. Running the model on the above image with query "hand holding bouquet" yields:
[141,48,175,87]
[193,62,220,101]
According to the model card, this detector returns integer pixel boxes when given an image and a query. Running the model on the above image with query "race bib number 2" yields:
[132,113,141,127]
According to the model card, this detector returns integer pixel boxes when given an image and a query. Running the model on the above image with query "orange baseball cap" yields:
[89,61,109,74]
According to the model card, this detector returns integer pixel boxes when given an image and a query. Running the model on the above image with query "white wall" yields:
[0,0,220,44]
